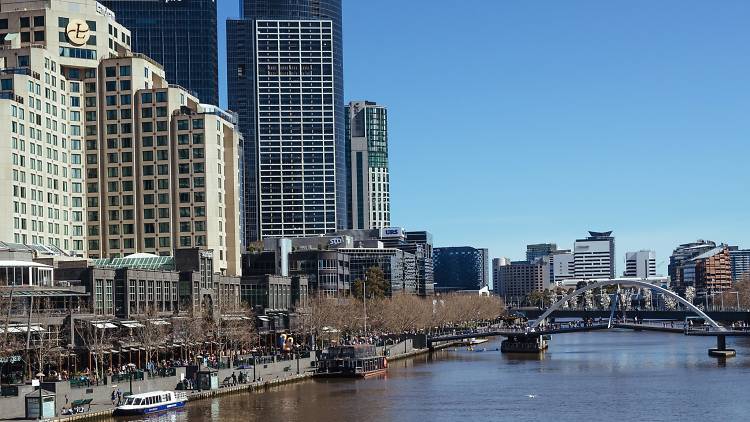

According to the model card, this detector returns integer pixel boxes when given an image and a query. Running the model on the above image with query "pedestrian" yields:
[111,389,117,405]
[117,389,123,406]
[231,372,237,385]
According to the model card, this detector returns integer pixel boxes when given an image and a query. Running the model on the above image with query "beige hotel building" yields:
[0,0,241,275]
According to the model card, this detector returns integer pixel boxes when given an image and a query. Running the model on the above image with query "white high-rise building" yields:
[574,231,615,279]
[624,250,656,278]
[253,20,338,238]
[551,252,574,283]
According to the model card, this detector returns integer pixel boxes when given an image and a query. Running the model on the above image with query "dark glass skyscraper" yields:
[433,247,490,293]
[100,0,219,106]
[227,0,346,244]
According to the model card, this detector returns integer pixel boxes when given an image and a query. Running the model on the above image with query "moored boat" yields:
[112,390,187,416]
[315,344,387,378]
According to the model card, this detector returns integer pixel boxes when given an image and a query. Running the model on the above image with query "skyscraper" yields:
[346,101,390,229]
[573,231,615,279]
[99,0,219,106]
[227,0,346,244]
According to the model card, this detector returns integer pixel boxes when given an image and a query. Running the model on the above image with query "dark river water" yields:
[117,331,750,422]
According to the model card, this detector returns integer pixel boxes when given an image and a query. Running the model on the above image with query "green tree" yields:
[352,266,388,300]
[526,291,545,307]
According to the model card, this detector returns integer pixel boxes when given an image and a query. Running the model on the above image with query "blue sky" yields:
[218,1,750,274]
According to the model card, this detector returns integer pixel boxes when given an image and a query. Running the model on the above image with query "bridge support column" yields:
[708,335,736,357]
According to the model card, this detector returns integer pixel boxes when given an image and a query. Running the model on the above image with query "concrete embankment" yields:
[43,341,454,422]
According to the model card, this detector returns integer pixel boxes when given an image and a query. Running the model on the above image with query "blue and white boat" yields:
[112,390,187,416]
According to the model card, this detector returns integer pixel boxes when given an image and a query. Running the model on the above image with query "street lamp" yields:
[362,277,367,337]
[36,371,44,420]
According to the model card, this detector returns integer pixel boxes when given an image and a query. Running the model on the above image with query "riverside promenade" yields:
[0,338,452,421]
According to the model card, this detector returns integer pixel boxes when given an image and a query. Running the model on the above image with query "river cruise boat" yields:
[501,335,549,353]
[315,344,387,378]
[112,390,187,416]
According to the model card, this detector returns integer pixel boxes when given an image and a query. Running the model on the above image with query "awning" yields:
[92,322,118,329]
[151,320,170,325]
[257,316,270,322]
[120,321,144,328]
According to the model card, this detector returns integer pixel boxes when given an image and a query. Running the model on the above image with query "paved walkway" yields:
[0,357,314,421]
[0,342,427,421]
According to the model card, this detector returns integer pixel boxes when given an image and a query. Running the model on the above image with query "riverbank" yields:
[36,340,461,422]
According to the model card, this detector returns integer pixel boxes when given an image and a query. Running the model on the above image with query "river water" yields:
[116,331,750,422]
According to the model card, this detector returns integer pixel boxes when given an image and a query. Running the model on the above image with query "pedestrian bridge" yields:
[429,278,750,357]
[529,278,724,330]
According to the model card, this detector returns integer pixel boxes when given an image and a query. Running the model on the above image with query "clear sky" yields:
[218,0,750,274]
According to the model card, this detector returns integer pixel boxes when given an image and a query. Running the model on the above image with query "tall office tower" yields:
[623,250,656,278]
[99,0,219,106]
[227,0,346,243]
[346,101,389,229]
[433,246,489,292]
[668,240,716,286]
[573,231,615,279]
[0,0,241,274]
[526,243,557,263]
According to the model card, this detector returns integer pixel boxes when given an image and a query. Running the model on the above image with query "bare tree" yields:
[0,289,23,375]
[220,303,257,364]
[171,308,212,363]
[75,319,116,380]
[133,307,168,370]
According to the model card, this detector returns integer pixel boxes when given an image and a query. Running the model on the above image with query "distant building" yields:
[526,243,557,263]
[574,231,615,279]
[242,247,350,298]
[729,247,750,283]
[492,257,511,296]
[550,251,574,283]
[623,250,656,278]
[334,228,434,296]
[433,247,489,293]
[685,246,732,295]
[497,260,550,302]
[346,101,390,230]
[339,247,416,296]
[668,240,717,286]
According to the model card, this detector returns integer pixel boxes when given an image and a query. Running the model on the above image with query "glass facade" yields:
[100,0,219,106]
[433,247,490,292]
[345,101,389,229]
[227,0,346,243]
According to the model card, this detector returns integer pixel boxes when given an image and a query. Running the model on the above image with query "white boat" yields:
[112,390,187,416]
[464,338,489,346]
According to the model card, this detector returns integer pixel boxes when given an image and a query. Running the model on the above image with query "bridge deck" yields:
[426,323,750,343]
